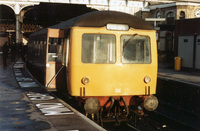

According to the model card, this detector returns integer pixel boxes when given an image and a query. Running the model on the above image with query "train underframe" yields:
[75,95,158,126]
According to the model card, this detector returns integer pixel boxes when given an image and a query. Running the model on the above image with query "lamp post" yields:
[145,18,166,30]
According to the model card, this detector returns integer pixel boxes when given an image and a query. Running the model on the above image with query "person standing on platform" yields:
[22,44,27,62]
[2,42,9,67]
[11,42,16,62]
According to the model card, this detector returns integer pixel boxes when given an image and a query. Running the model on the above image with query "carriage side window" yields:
[121,35,151,64]
[48,37,64,62]
[82,34,116,63]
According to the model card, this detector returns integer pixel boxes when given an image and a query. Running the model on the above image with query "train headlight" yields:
[82,77,90,85]
[106,23,129,31]
[144,76,151,83]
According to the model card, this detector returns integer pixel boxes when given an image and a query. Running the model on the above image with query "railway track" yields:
[103,100,200,131]
[154,100,200,130]
[55,92,199,131]
[125,100,199,131]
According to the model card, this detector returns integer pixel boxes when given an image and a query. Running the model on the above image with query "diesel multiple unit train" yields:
[27,11,158,123]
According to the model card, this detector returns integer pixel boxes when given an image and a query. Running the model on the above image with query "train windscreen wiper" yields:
[123,33,138,49]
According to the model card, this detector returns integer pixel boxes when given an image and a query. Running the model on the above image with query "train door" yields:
[195,36,200,69]
[45,29,65,91]
[178,35,194,68]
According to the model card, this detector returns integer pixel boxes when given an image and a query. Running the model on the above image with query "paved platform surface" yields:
[158,62,200,87]
[0,55,105,131]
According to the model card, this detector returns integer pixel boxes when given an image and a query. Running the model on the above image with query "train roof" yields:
[30,11,154,37]
[51,11,154,30]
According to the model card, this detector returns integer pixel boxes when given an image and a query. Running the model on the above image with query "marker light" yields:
[82,77,90,85]
[144,76,151,83]
[106,23,129,31]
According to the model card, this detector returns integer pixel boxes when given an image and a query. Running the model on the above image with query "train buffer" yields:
[0,58,105,131]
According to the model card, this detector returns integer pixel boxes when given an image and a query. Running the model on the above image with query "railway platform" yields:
[0,55,105,131]
[157,62,200,130]
[158,62,200,87]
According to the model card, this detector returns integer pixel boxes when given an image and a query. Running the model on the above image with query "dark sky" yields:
[0,5,15,22]
[0,3,97,28]
[24,3,97,27]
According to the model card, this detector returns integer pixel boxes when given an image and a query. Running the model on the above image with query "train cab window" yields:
[121,35,151,64]
[48,37,64,62]
[82,34,116,63]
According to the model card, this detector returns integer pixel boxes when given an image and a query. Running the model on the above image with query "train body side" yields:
[27,28,65,91]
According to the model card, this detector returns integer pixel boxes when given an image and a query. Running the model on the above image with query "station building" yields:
[174,18,200,70]
[142,2,200,66]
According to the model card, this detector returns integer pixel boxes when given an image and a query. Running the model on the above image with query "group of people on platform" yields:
[2,41,27,67]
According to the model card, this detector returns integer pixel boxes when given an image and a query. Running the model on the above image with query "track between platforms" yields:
[156,100,200,130]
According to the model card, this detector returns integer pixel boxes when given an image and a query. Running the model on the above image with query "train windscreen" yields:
[121,35,151,64]
[82,34,116,63]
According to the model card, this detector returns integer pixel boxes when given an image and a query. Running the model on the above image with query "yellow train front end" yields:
[27,10,158,124]
[67,23,158,115]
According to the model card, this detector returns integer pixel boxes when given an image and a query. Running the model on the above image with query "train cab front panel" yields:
[67,24,157,101]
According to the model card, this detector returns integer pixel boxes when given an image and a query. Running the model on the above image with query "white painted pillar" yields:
[16,14,20,44]
[1,2,39,44]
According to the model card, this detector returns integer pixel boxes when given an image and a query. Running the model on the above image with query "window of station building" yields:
[121,35,151,64]
[179,11,185,20]
[167,12,175,18]
[82,34,116,63]
[156,11,162,18]
[48,37,64,62]
[166,12,175,24]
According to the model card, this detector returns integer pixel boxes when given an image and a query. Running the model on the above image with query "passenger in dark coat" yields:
[22,45,27,62]
[11,42,16,61]
[2,42,9,67]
